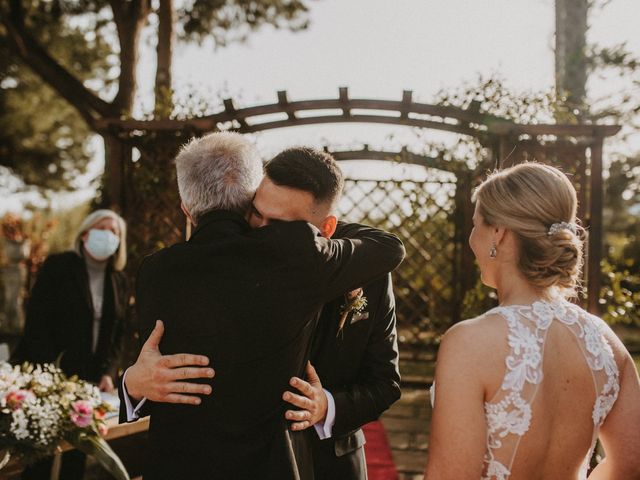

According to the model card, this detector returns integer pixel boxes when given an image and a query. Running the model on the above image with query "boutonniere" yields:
[337,288,368,337]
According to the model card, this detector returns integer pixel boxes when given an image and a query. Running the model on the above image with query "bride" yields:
[423,163,640,479]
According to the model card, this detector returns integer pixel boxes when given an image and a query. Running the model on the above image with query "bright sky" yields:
[140,0,640,183]
[3,0,639,213]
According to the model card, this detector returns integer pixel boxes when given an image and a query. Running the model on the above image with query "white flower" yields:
[532,301,556,330]
[10,408,30,440]
[1,360,111,451]
[486,393,532,438]
[503,322,543,391]
[484,458,511,480]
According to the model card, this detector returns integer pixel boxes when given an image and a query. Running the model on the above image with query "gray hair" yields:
[175,132,263,221]
[74,209,127,271]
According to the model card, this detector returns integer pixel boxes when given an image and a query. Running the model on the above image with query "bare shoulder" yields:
[437,312,509,375]
[441,312,507,350]
[588,312,635,370]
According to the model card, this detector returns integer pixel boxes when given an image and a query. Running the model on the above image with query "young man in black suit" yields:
[120,134,404,480]
[123,146,401,479]
[252,149,401,480]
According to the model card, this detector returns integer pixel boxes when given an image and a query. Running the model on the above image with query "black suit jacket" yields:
[308,225,400,480]
[131,210,405,480]
[13,251,127,382]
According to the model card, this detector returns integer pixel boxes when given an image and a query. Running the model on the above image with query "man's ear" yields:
[181,202,197,227]
[319,215,338,238]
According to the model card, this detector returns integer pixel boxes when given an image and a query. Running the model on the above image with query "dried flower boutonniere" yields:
[337,288,368,337]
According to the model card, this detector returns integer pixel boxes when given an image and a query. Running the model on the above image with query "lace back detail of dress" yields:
[482,300,620,480]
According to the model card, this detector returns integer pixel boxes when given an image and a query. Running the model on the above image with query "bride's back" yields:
[482,301,619,480]
[425,163,640,480]
[512,322,595,479]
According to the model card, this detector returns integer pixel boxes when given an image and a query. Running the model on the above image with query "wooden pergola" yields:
[96,88,620,316]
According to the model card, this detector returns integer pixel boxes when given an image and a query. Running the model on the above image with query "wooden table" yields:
[0,417,150,480]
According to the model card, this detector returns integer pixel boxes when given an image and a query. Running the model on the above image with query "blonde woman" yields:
[15,209,128,479]
[424,163,640,479]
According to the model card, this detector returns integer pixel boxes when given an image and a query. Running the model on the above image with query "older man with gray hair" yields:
[121,132,404,480]
[176,132,263,221]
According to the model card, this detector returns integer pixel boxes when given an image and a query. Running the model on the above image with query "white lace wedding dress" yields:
[431,299,620,480]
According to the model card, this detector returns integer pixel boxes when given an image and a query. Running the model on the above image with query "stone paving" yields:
[379,387,431,480]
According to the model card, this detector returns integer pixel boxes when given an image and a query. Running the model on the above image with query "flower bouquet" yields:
[0,362,128,479]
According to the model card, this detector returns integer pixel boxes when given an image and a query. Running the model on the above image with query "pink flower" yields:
[5,390,34,410]
[70,400,94,428]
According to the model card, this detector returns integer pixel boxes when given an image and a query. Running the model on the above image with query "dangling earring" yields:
[489,242,497,259]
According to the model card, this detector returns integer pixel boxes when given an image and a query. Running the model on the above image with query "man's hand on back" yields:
[283,362,328,431]
[125,320,215,404]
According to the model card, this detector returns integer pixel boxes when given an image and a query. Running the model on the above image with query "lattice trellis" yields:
[338,178,458,345]
[122,133,190,270]
[100,91,620,323]
[96,91,621,352]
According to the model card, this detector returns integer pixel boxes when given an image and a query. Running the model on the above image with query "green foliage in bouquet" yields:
[0,362,128,479]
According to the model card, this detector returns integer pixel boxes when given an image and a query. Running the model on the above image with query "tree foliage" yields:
[419,74,640,328]
[0,0,312,193]
[582,2,640,326]
[0,4,112,190]
[178,0,309,45]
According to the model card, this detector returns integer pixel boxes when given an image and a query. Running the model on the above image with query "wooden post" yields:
[452,173,475,323]
[400,90,412,120]
[50,450,62,480]
[577,147,588,223]
[587,137,604,314]
[223,98,248,130]
[339,87,350,118]
[497,135,510,169]
[103,130,128,212]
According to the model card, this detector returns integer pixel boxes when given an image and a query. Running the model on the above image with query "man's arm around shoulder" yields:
[265,220,405,301]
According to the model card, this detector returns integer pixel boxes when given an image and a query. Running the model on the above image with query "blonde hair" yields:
[175,132,263,221]
[74,209,127,271]
[473,162,585,297]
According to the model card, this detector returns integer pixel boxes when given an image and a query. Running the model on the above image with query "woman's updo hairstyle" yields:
[473,162,585,297]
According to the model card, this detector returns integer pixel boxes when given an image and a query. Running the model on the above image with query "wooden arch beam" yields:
[326,147,454,173]
[95,88,620,144]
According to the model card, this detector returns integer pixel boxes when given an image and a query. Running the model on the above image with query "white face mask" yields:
[84,229,120,261]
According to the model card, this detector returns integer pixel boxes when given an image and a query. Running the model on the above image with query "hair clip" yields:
[548,222,577,236]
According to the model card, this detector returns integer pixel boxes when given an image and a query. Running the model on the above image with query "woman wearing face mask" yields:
[14,209,128,479]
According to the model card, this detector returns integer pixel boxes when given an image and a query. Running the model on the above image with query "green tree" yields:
[554,0,640,325]
[1,0,311,201]
[0,5,112,191]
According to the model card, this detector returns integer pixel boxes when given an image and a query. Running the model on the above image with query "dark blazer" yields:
[307,224,401,480]
[130,210,404,480]
[13,251,127,383]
